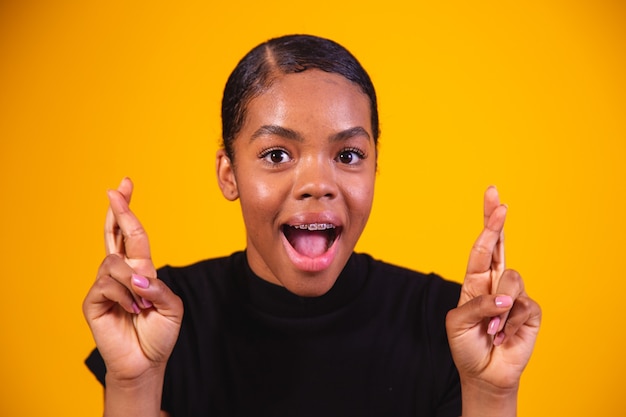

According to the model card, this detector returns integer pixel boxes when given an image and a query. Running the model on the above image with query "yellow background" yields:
[1,0,624,415]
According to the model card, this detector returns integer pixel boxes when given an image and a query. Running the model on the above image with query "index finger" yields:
[104,178,133,255]
[466,202,507,276]
[106,182,154,277]
[484,186,505,273]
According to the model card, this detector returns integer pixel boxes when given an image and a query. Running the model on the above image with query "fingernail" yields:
[132,274,149,289]
[495,296,513,308]
[488,317,500,335]
[141,297,153,308]
[131,302,141,314]
[494,332,506,346]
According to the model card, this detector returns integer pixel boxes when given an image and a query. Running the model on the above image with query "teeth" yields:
[293,223,336,231]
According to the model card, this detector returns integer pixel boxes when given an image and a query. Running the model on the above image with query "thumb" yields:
[447,294,513,336]
[131,274,183,321]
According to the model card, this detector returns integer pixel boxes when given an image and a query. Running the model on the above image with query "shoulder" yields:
[359,253,460,294]
[355,252,461,315]
[158,251,245,278]
[156,251,246,299]
[157,252,245,281]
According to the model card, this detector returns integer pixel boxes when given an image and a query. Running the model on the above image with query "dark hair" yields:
[221,34,379,159]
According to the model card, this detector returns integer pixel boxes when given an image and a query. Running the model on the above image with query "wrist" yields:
[104,366,166,417]
[105,363,167,387]
[460,377,519,417]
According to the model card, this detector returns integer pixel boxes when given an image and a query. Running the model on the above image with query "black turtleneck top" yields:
[86,251,462,416]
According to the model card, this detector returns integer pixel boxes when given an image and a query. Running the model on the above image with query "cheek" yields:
[241,182,274,204]
[344,176,376,219]
[237,175,286,220]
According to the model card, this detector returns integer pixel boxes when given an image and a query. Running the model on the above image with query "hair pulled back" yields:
[221,34,379,159]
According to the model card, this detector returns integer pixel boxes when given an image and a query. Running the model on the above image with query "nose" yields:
[293,155,338,200]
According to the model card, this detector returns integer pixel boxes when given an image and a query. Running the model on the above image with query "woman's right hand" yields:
[83,178,183,383]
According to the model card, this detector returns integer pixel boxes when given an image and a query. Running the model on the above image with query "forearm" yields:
[460,378,518,417]
[104,367,165,417]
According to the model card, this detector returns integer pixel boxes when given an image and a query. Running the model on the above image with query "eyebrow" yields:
[249,125,371,143]
[329,126,371,142]
[250,125,303,142]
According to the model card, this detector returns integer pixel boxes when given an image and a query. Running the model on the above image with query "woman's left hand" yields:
[446,187,541,397]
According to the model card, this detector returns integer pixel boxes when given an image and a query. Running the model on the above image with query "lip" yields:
[283,211,343,228]
[280,211,343,272]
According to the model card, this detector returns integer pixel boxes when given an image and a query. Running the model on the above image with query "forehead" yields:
[241,69,372,134]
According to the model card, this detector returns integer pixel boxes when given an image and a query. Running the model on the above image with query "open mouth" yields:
[282,223,339,258]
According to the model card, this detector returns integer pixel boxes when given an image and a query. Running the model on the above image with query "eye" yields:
[336,148,366,165]
[260,148,291,164]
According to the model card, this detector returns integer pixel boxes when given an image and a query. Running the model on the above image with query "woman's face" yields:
[217,69,377,297]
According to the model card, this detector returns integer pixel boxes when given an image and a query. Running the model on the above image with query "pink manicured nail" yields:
[495,296,513,308]
[488,317,500,335]
[494,332,506,346]
[132,274,149,289]
[131,302,141,314]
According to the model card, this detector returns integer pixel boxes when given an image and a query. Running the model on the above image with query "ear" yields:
[216,149,239,201]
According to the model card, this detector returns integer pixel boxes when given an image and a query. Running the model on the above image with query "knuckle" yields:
[502,268,525,291]
[516,295,531,308]
[473,294,489,308]
[467,294,491,314]
[151,278,166,297]
[513,295,535,314]
[152,279,184,311]
[504,268,521,281]
[471,243,491,255]
[503,318,518,335]
[99,253,121,270]
[149,278,172,301]
[92,273,114,292]
[125,224,148,240]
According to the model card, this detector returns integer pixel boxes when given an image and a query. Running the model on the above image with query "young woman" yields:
[84,34,541,417]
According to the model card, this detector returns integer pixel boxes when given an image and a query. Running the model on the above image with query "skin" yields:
[216,70,377,297]
[447,187,542,416]
[83,179,181,417]
[83,69,541,417]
